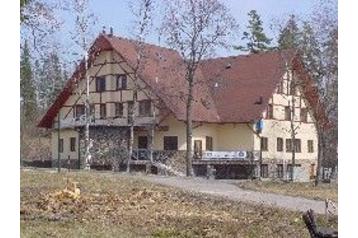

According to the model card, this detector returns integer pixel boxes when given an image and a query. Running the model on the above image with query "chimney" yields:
[102,26,106,34]
[108,27,113,37]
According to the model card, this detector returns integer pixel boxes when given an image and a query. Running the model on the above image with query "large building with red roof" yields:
[38,33,322,181]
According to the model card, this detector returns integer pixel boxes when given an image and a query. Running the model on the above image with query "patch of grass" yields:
[237,180,338,202]
[21,170,337,237]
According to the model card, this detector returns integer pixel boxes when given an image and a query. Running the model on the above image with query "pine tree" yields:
[236,10,272,53]
[278,14,301,50]
[299,22,322,81]
[37,51,66,110]
[20,40,37,122]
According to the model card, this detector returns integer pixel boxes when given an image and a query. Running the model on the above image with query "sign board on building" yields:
[202,151,247,160]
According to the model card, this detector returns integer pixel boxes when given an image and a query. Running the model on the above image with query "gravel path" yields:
[138,175,333,215]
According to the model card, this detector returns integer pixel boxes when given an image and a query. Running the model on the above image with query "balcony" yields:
[54,116,156,129]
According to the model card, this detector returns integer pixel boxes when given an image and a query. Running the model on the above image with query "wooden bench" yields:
[302,209,338,238]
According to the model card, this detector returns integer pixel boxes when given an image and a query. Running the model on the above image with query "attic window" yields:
[225,63,232,69]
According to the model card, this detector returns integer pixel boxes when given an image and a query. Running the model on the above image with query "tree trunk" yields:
[315,130,323,186]
[186,75,194,177]
[84,56,91,170]
[290,98,296,182]
[127,90,137,173]
[127,125,134,172]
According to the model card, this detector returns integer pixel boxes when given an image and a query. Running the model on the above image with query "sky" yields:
[53,0,335,62]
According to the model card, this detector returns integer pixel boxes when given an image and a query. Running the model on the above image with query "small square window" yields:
[116,74,127,90]
[266,104,273,119]
[277,138,283,152]
[301,108,308,122]
[308,140,314,153]
[286,139,292,152]
[163,136,178,151]
[73,105,85,120]
[70,137,76,152]
[139,100,151,117]
[96,77,106,92]
[115,103,123,117]
[261,137,268,151]
[285,106,291,121]
[59,138,64,153]
[100,104,106,119]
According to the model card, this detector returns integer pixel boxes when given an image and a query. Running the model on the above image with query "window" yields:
[286,81,291,95]
[206,136,213,151]
[286,139,292,152]
[286,138,301,152]
[300,108,308,122]
[74,105,85,119]
[261,137,268,151]
[308,140,314,153]
[261,164,268,178]
[139,100,151,117]
[59,138,64,153]
[70,137,76,152]
[277,81,283,94]
[289,82,296,95]
[116,74,127,90]
[163,136,178,150]
[138,136,148,149]
[115,103,123,117]
[294,139,301,153]
[194,140,203,159]
[266,104,273,119]
[100,104,106,119]
[277,164,283,178]
[96,77,106,92]
[285,106,291,121]
[277,137,283,152]
[127,101,134,123]
[90,104,95,117]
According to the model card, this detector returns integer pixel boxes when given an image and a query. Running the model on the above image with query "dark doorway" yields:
[138,136,148,149]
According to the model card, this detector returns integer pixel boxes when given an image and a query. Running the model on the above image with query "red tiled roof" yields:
[38,34,324,128]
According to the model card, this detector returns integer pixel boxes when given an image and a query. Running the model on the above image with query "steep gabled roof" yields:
[38,34,324,128]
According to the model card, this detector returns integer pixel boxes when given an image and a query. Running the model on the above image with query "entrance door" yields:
[194,140,202,159]
[138,136,148,149]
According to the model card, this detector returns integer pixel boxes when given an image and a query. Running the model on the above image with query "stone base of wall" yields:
[78,126,130,170]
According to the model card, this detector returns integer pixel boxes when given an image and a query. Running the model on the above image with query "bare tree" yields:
[160,0,237,176]
[70,0,97,170]
[126,0,154,172]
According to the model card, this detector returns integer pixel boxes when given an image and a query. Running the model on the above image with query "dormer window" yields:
[96,77,106,92]
[116,74,127,90]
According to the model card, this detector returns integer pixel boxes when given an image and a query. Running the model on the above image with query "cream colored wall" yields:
[57,50,159,124]
[51,129,79,160]
[134,115,254,151]
[215,124,254,150]
[256,69,318,162]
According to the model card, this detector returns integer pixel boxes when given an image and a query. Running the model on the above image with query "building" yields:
[38,33,325,181]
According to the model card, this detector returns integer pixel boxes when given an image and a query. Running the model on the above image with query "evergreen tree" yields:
[37,51,66,110]
[278,14,301,50]
[299,21,322,81]
[236,10,272,53]
[20,40,37,122]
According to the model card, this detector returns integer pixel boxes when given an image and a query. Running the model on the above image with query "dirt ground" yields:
[20,170,337,238]
[236,180,338,202]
